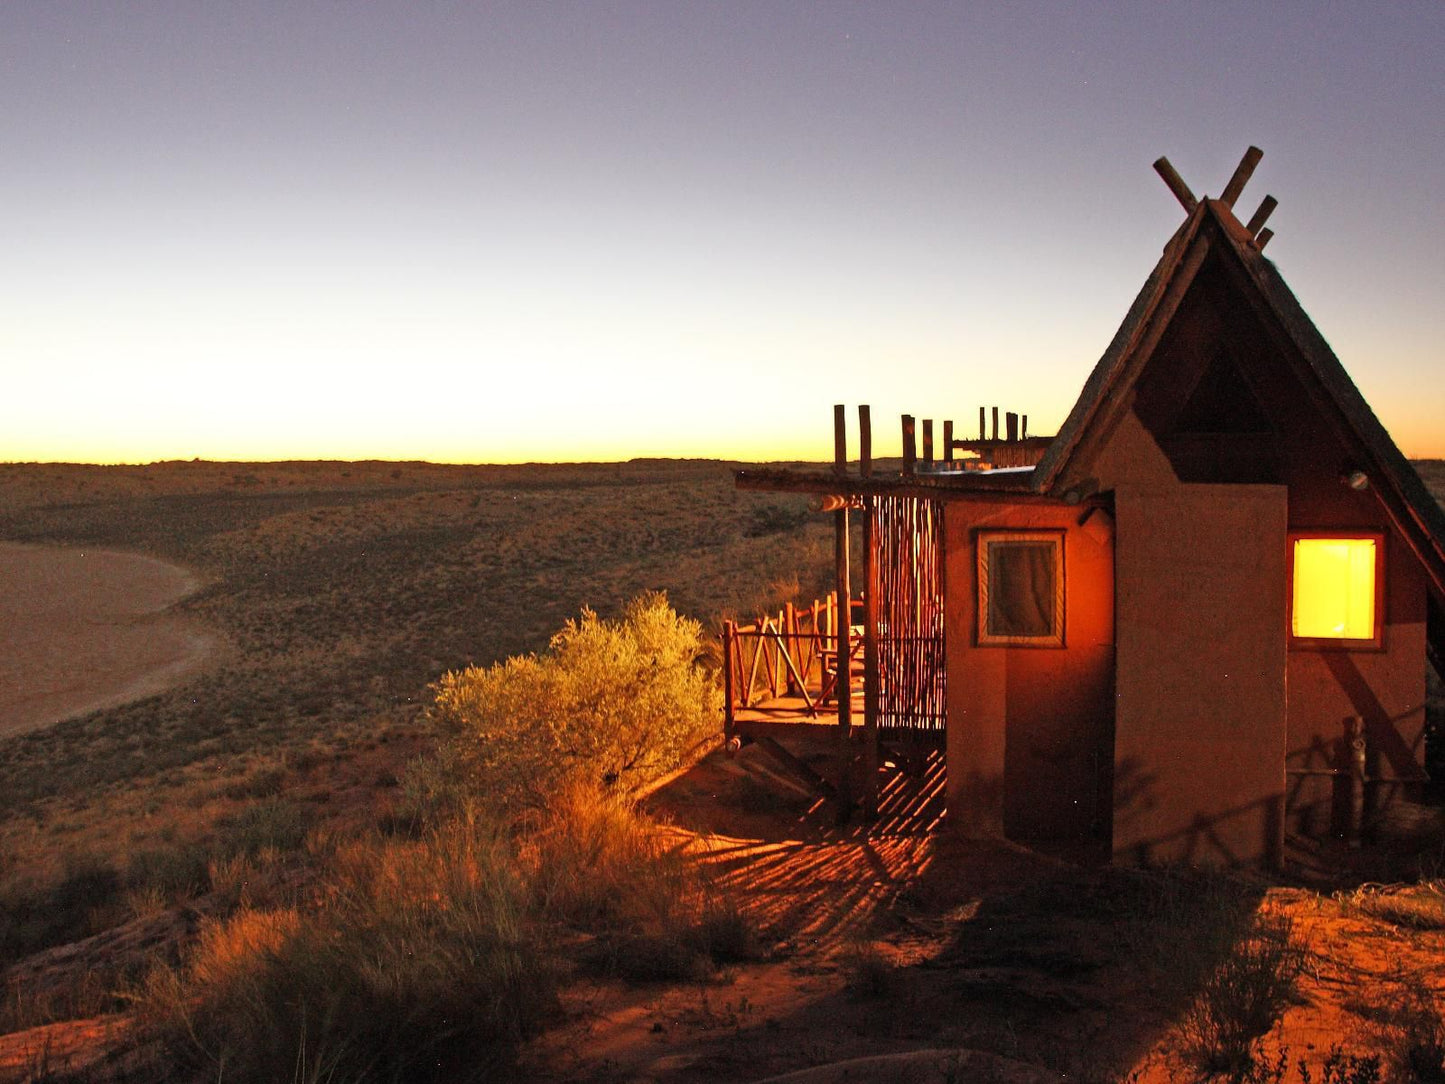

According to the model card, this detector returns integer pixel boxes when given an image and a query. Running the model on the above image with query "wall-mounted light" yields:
[1344,470,1370,491]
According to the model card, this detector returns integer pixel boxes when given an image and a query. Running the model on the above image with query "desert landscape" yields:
[0,458,1444,1083]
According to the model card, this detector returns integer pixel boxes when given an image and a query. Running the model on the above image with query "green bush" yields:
[429,592,720,814]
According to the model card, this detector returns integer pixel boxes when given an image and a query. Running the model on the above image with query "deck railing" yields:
[722,593,858,730]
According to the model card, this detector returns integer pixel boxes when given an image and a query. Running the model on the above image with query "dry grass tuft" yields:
[1341,881,1445,931]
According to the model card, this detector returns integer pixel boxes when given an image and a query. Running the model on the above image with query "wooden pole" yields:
[722,620,736,743]
[1245,194,1278,238]
[833,404,847,476]
[858,404,872,478]
[862,498,880,818]
[991,407,999,441]
[901,414,916,474]
[1005,412,1018,442]
[921,419,934,462]
[978,406,985,441]
[942,419,954,463]
[834,505,852,739]
[1022,414,1028,440]
[1219,145,1264,209]
[1256,227,1274,251]
[1153,156,1198,213]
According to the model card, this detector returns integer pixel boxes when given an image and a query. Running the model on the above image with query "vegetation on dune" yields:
[425,592,720,816]
[141,788,755,1083]
[132,594,754,1081]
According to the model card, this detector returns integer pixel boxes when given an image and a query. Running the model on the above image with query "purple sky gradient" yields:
[3,2,1441,461]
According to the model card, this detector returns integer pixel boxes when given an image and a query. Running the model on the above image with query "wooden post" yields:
[783,602,798,695]
[833,404,847,476]
[862,499,880,818]
[943,419,954,463]
[922,419,934,462]
[722,620,736,743]
[901,414,916,474]
[834,503,852,739]
[1153,156,1198,213]
[1022,414,1028,440]
[991,406,999,441]
[858,404,872,478]
[1245,195,1278,238]
[1006,412,1018,442]
[1220,146,1263,209]
[1347,715,1366,848]
[1256,227,1274,251]
[978,406,985,441]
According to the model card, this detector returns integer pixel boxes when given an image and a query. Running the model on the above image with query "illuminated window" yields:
[1289,534,1383,645]
[977,530,1064,647]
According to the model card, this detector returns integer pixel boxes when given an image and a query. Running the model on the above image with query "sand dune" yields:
[0,542,217,737]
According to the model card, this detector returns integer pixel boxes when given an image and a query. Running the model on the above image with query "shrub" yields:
[1178,909,1305,1079]
[429,592,720,815]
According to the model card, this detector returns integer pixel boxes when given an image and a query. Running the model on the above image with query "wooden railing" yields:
[722,593,860,729]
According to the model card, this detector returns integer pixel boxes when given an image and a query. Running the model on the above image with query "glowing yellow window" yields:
[1290,535,1381,643]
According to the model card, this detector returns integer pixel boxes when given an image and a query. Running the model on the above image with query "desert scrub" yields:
[141,817,550,1084]
[1177,907,1305,1079]
[427,592,720,815]
[526,782,761,983]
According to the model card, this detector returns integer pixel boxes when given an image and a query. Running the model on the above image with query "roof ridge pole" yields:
[1219,146,1264,209]
[1153,156,1198,213]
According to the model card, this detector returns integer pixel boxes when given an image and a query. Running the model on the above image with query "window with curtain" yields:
[1289,533,1383,646]
[976,530,1065,647]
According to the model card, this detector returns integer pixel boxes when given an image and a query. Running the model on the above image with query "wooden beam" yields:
[1005,412,1018,442]
[991,406,999,441]
[833,403,847,476]
[1256,227,1274,251]
[942,419,954,463]
[735,467,1091,504]
[901,414,916,474]
[1153,156,1198,213]
[1022,414,1029,439]
[754,735,837,798]
[858,404,872,478]
[978,406,985,441]
[921,419,934,462]
[1245,194,1278,238]
[1220,145,1264,209]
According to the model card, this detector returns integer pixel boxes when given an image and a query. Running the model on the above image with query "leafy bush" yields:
[429,592,720,814]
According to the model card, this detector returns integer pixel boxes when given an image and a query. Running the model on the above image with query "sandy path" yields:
[0,542,218,738]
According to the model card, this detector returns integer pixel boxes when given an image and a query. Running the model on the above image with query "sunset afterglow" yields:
[3,4,1442,464]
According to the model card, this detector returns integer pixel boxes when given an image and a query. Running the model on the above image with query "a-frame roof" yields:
[1032,195,1445,619]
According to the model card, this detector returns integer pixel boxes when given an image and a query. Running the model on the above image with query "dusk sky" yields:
[3,2,1442,464]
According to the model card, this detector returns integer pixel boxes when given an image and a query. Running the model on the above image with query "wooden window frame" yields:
[1286,530,1385,651]
[975,529,1066,648]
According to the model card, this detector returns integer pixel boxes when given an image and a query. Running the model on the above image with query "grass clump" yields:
[142,818,549,1084]
[1342,881,1445,931]
[427,592,720,816]
[527,783,761,984]
[142,790,757,1076]
[1177,908,1305,1080]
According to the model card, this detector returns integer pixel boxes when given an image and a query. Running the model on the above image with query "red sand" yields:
[0,543,217,737]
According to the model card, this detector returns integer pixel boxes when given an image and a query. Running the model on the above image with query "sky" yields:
[2,2,1442,464]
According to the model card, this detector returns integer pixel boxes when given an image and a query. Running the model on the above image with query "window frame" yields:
[975,528,1066,648]
[1286,529,1385,651]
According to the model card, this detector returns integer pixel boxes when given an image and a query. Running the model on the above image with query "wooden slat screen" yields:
[870,495,946,731]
